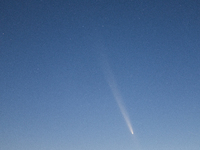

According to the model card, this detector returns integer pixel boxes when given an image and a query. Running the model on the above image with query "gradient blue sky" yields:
[1,0,200,150]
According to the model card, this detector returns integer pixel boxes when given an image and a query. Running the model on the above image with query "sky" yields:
[0,0,200,150]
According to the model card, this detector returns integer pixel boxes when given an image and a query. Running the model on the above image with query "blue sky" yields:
[1,0,200,150]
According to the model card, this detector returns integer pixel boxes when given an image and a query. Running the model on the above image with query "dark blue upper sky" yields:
[1,0,200,150]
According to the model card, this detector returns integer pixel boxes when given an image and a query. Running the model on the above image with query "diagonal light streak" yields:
[102,58,134,135]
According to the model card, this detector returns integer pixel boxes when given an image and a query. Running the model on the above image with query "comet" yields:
[101,56,134,135]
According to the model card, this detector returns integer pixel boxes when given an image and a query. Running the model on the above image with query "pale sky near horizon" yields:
[1,0,200,150]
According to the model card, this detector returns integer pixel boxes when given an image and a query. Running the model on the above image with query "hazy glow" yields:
[102,58,134,135]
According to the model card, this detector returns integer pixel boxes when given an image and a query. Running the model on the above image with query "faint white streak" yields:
[101,57,134,135]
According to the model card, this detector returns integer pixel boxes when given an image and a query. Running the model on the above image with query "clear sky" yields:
[1,0,200,150]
